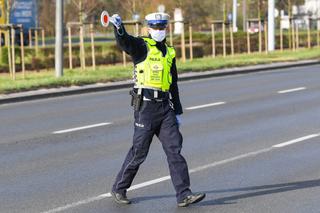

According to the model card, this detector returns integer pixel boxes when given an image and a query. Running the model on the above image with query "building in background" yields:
[304,0,320,29]
[174,8,183,35]
[280,0,320,30]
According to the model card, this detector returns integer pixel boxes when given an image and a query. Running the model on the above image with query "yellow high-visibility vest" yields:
[134,37,175,92]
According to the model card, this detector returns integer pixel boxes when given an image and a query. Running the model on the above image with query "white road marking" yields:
[272,134,319,148]
[189,148,272,173]
[42,176,173,213]
[277,87,306,94]
[185,102,226,110]
[52,122,112,134]
[127,175,171,190]
[41,132,319,213]
[41,148,271,213]
[43,193,111,213]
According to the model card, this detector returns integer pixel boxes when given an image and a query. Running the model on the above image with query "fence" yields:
[0,15,320,80]
[0,24,25,80]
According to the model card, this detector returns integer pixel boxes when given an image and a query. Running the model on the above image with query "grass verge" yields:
[0,47,319,94]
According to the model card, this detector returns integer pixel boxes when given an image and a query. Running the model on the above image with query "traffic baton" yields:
[100,11,110,27]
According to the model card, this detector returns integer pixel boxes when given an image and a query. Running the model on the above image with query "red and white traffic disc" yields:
[100,11,109,27]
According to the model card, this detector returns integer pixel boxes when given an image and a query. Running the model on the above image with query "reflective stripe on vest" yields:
[134,37,175,92]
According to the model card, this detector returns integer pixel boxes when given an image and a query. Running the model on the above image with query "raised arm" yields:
[109,14,147,63]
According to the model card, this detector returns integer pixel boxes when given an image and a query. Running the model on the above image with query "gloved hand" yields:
[176,115,182,127]
[109,14,122,30]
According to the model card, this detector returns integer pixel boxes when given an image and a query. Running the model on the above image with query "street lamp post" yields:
[233,0,237,32]
[268,0,275,51]
[55,0,64,77]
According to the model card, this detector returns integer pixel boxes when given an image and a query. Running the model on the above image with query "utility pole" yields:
[55,0,64,77]
[233,0,237,32]
[258,0,262,53]
[268,0,275,51]
[79,0,83,23]
[288,0,292,49]
[243,0,247,31]
[223,1,227,57]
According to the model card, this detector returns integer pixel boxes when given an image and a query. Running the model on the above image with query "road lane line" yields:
[40,148,271,213]
[43,193,111,213]
[42,176,173,213]
[52,122,112,134]
[42,147,272,213]
[189,148,272,173]
[185,102,226,110]
[272,134,319,148]
[127,175,171,190]
[41,132,319,213]
[278,87,306,94]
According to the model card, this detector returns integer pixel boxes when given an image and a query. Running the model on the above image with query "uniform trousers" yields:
[112,99,192,202]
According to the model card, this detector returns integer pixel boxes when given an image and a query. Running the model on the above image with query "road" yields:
[1,64,320,213]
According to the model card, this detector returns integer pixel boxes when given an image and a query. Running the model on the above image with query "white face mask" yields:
[149,29,166,42]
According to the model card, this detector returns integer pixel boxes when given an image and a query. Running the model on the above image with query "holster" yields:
[130,89,142,111]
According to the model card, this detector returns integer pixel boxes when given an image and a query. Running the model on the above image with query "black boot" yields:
[177,193,206,207]
[111,191,132,205]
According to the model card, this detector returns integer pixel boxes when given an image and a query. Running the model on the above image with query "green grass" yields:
[1,47,319,94]
[177,47,320,72]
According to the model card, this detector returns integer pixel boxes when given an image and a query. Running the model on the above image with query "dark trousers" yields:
[112,100,192,202]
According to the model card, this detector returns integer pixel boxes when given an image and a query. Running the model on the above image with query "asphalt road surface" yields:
[1,64,320,213]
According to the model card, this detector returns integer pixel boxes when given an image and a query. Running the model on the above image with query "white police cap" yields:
[145,12,170,27]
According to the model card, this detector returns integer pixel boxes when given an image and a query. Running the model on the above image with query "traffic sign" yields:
[158,4,165,13]
[101,11,110,27]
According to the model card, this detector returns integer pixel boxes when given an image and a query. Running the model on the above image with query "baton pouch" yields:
[130,89,142,111]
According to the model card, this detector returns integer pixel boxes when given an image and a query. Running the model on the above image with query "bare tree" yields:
[38,0,56,35]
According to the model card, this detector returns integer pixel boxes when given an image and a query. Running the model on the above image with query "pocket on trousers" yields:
[134,112,152,131]
[134,120,152,131]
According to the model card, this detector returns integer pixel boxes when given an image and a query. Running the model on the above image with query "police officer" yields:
[109,12,205,207]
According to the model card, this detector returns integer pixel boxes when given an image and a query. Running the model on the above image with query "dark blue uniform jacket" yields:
[113,25,183,115]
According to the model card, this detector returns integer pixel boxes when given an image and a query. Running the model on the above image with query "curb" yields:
[1,59,319,105]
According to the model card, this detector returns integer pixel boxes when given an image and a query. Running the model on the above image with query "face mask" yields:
[149,29,166,42]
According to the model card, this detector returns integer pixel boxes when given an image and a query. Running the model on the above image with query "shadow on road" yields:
[199,179,320,206]
[131,194,175,204]
[128,179,320,206]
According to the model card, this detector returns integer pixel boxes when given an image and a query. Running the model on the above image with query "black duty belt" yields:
[134,88,170,100]
[130,88,170,110]
[143,97,167,102]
